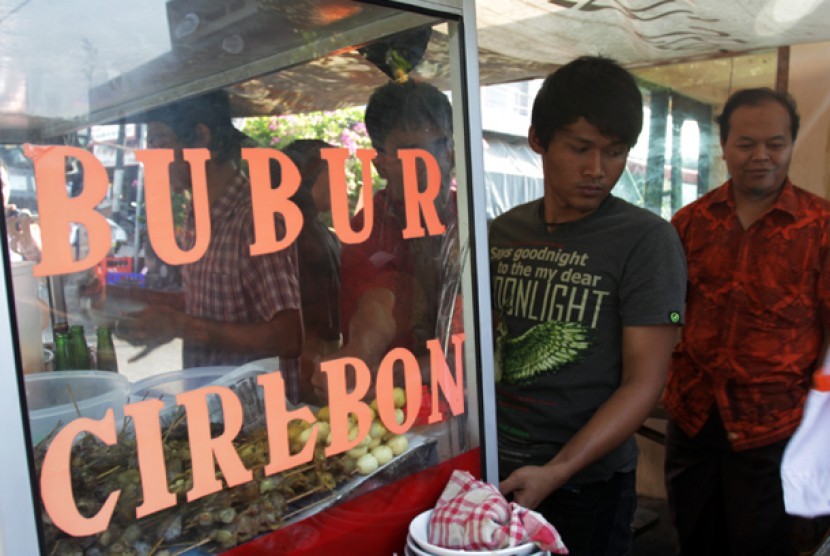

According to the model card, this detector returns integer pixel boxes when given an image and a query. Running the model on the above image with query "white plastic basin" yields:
[25,370,130,445]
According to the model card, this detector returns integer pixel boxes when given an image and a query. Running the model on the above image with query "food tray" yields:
[38,400,438,555]
[179,433,439,554]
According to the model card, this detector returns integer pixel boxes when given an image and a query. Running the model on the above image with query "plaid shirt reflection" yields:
[180,174,301,401]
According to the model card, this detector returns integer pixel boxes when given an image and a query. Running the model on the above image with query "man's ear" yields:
[373,151,390,181]
[528,125,546,154]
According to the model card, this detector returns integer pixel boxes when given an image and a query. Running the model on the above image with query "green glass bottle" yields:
[53,321,69,346]
[54,332,71,371]
[69,325,91,370]
[96,326,118,373]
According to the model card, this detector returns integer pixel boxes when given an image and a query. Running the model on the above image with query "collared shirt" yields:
[664,179,830,451]
[181,174,301,400]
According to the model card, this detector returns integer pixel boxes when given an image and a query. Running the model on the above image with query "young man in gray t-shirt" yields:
[489,56,686,555]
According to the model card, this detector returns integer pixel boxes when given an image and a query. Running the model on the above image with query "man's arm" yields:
[119,306,303,359]
[311,287,396,402]
[500,323,678,509]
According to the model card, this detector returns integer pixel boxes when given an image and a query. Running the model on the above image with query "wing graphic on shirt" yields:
[495,319,592,384]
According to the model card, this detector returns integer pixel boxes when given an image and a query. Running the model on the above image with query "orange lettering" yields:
[135,149,212,265]
[40,410,119,536]
[428,333,466,422]
[326,147,376,244]
[375,347,421,434]
[322,357,372,456]
[244,148,302,256]
[177,386,252,502]
[258,372,318,475]
[125,399,178,518]
[399,149,445,239]
[24,145,111,277]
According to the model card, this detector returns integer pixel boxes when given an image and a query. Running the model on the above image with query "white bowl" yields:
[407,535,432,556]
[409,510,538,556]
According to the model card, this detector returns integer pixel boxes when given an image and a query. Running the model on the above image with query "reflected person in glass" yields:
[311,79,461,404]
[273,139,342,403]
[117,91,304,401]
[2,158,42,263]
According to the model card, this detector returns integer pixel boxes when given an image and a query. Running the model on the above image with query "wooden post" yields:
[776,46,790,94]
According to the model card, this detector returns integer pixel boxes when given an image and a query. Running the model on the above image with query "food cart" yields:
[4,0,830,554]
[1,0,497,553]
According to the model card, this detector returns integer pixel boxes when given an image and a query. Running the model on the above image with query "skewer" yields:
[162,410,188,444]
[283,490,339,521]
[282,462,315,479]
[171,537,211,556]
[286,484,325,505]
[95,465,122,480]
[66,385,81,418]
[147,536,165,556]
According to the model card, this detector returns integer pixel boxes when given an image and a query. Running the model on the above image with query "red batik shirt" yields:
[340,188,458,356]
[664,179,830,451]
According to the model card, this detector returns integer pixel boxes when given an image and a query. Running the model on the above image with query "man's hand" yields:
[6,207,42,261]
[500,464,569,510]
[311,288,396,404]
[501,325,679,510]
[116,305,185,348]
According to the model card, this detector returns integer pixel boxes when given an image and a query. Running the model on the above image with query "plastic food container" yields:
[25,370,131,445]
[127,358,281,425]
[128,366,237,405]
[12,261,45,374]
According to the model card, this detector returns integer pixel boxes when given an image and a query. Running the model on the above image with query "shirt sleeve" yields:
[242,213,301,321]
[818,224,830,331]
[619,218,688,326]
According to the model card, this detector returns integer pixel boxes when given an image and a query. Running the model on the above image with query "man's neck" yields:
[732,182,782,230]
[206,161,238,207]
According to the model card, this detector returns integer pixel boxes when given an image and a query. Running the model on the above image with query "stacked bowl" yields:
[406,510,551,556]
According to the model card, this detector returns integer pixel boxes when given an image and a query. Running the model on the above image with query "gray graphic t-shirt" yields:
[489,195,686,483]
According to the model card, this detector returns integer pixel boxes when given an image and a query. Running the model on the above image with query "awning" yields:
[2,0,830,140]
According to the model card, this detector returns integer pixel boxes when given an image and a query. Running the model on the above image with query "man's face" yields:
[374,125,453,206]
[310,168,332,213]
[531,117,629,224]
[722,101,793,200]
[147,121,192,193]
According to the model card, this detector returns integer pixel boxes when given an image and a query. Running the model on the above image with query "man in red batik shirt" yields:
[311,79,458,402]
[664,87,830,556]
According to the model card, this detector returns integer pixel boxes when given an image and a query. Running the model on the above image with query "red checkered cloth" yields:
[429,470,568,554]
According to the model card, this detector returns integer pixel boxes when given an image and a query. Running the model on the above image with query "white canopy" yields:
[476,0,830,68]
[2,0,830,139]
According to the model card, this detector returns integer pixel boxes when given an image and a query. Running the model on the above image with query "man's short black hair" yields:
[364,79,453,151]
[716,88,800,144]
[272,139,333,214]
[141,90,247,163]
[531,56,643,149]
